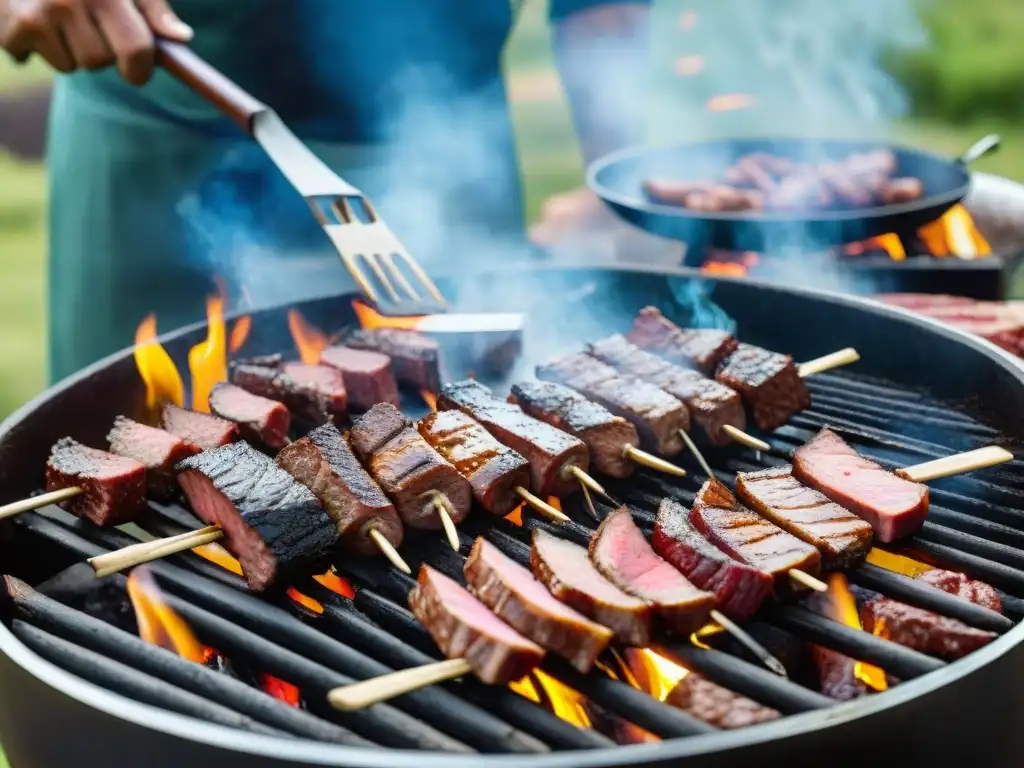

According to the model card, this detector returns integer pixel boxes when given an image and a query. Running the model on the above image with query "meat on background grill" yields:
[417,410,530,517]
[106,416,200,500]
[319,346,400,410]
[509,379,638,478]
[809,644,870,702]
[276,422,404,556]
[208,382,291,450]
[465,538,613,673]
[230,354,347,425]
[715,344,811,431]
[536,352,689,457]
[589,506,715,635]
[653,498,773,621]
[666,672,781,729]
[627,306,738,376]
[161,404,239,451]
[176,442,338,590]
[530,529,652,647]
[348,403,472,529]
[409,564,544,685]
[438,379,590,497]
[340,328,442,394]
[917,569,1001,612]
[45,437,147,526]
[793,427,929,543]
[878,177,926,205]
[587,334,746,446]
[735,465,874,570]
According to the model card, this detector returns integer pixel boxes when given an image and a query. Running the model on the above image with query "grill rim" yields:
[2,263,1024,765]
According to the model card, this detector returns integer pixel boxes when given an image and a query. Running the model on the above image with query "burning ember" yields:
[187,296,227,413]
[827,573,888,692]
[134,315,185,415]
[287,309,330,364]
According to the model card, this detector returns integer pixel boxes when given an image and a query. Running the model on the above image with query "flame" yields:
[127,569,204,663]
[508,674,542,703]
[674,55,704,76]
[421,391,438,412]
[261,673,301,707]
[547,497,562,512]
[228,315,252,354]
[702,262,749,278]
[689,622,726,650]
[918,204,991,259]
[352,300,424,331]
[827,573,888,692]
[313,569,355,599]
[865,547,934,577]
[134,315,185,414]
[287,309,330,364]
[534,670,593,728]
[188,297,227,412]
[505,502,525,526]
[707,94,755,112]
[625,648,690,702]
[288,587,324,615]
[192,542,244,575]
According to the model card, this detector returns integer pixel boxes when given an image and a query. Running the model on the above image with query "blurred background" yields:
[1,0,1021,421]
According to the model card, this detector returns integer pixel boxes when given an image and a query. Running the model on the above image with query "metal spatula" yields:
[156,40,448,314]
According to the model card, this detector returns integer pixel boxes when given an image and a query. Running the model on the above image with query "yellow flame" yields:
[188,296,227,412]
[287,309,330,364]
[625,648,690,702]
[508,675,542,703]
[533,670,592,728]
[133,314,185,415]
[127,569,204,663]
[828,573,888,692]
[352,300,424,331]
[313,570,355,599]
[421,390,438,412]
[865,548,934,578]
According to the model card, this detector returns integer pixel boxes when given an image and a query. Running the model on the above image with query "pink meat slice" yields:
[161,404,239,451]
[208,382,291,449]
[45,438,147,526]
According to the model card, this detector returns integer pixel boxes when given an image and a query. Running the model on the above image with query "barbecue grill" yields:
[2,263,1024,767]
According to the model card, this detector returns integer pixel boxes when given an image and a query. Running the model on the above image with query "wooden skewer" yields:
[623,445,686,478]
[720,425,771,454]
[566,465,613,503]
[368,528,413,574]
[89,526,224,578]
[513,487,570,523]
[0,486,83,520]
[678,429,716,480]
[580,482,599,521]
[798,347,860,378]
[708,609,787,677]
[427,493,461,552]
[328,658,472,712]
[788,568,828,593]
[897,446,1014,483]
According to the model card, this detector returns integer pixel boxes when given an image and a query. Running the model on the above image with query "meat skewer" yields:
[230,354,347,425]
[208,382,291,449]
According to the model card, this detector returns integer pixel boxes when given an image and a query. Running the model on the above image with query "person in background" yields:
[0,0,651,382]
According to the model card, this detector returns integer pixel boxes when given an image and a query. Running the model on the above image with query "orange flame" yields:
[228,315,252,354]
[133,315,185,415]
[702,262,749,278]
[127,569,204,663]
[918,204,992,259]
[827,573,888,692]
[288,587,325,615]
[287,309,330,364]
[313,569,355,599]
[261,673,301,707]
[188,296,227,412]
[192,542,244,575]
[674,55,704,76]
[421,391,438,412]
[505,503,525,526]
[547,497,562,512]
[352,300,424,331]
[707,94,755,112]
[865,548,934,578]
[625,648,690,701]
[531,670,593,728]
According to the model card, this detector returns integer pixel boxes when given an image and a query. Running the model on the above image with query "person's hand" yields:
[1,0,192,85]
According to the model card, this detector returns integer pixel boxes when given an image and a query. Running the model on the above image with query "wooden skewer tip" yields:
[88,526,223,578]
[788,569,828,593]
[580,481,599,521]
[432,495,461,552]
[798,347,861,378]
[709,609,788,677]
[513,487,570,523]
[327,658,473,712]
[623,446,686,477]
[368,528,412,575]
[898,445,1015,483]
[567,465,607,497]
[721,425,771,453]
[678,429,716,480]
[0,486,83,520]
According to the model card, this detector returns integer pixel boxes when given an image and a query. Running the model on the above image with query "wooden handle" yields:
[898,446,1014,483]
[327,658,473,711]
[156,40,267,134]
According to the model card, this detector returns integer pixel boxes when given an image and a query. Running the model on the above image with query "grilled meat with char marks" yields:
[161,405,238,451]
[230,354,347,424]
[208,382,291,450]
[917,569,1001,612]
[319,346,400,410]
[45,438,147,526]
[667,672,781,729]
[627,306,738,375]
[106,416,200,500]
[340,328,441,394]
[715,343,811,430]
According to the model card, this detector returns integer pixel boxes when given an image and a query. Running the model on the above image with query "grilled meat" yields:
[106,416,200,500]
[715,343,810,431]
[161,404,239,451]
[276,422,403,556]
[917,569,1001,612]
[208,382,291,449]
[878,177,924,205]
[590,506,715,635]
[45,438,147,526]
[438,379,589,497]
[691,479,822,586]
[653,498,773,621]
[177,442,338,590]
[667,672,781,729]
[810,644,869,701]
[531,529,652,646]
[736,465,874,569]
[319,346,400,410]
[409,565,544,685]
[349,403,472,529]
[417,410,530,517]
[509,379,638,478]
[627,306,738,376]
[230,355,347,424]
[341,328,442,393]
[587,334,746,445]
[536,352,689,456]
[793,427,929,542]
[465,538,613,673]
[861,598,996,660]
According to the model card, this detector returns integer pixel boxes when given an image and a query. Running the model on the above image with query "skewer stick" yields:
[513,487,570,523]
[897,446,1014,483]
[0,486,83,520]
[720,425,771,454]
[88,526,224,578]
[328,658,473,711]
[788,569,828,593]
[566,466,612,503]
[623,446,687,478]
[431,494,461,552]
[798,347,860,378]
[368,528,412,574]
[580,482,599,521]
[709,609,787,677]
[678,429,716,480]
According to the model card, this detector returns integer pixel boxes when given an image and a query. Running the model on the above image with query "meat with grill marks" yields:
[319,345,400,410]
[340,328,442,394]
[793,427,929,543]
[736,464,874,569]
[410,565,545,685]
[177,442,338,591]
[509,379,638,478]
[417,409,530,517]
[208,382,291,449]
[715,344,811,431]
[230,354,347,424]
[349,403,472,529]
[667,672,781,729]
[438,379,590,497]
[45,438,147,526]
[106,416,201,500]
[653,498,773,621]
[691,479,821,588]
[161,404,239,451]
[587,334,745,446]
[536,352,689,457]
[276,422,403,556]
[465,538,613,673]
[627,306,738,376]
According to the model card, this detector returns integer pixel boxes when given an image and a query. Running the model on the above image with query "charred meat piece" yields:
[320,346,400,410]
[45,438,147,526]
[208,382,291,450]
[417,410,530,517]
[589,506,715,635]
[276,422,403,556]
[438,380,589,497]
[715,343,811,431]
[691,480,822,587]
[536,352,689,456]
[177,442,337,590]
[509,379,638,478]
[106,416,200,500]
[409,565,544,685]
[861,598,996,661]
[349,403,472,529]
[465,538,613,673]
[653,498,773,621]
[587,334,745,446]
[627,306,738,376]
[917,569,1001,612]
[667,672,781,729]
[341,328,441,394]
[736,465,873,570]
[809,644,869,701]
[161,404,239,451]
[793,427,929,543]
[230,355,347,424]
[531,529,652,646]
